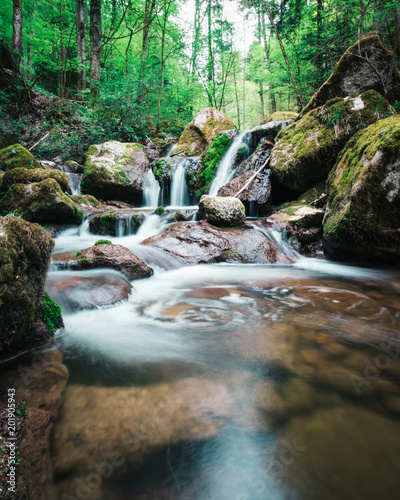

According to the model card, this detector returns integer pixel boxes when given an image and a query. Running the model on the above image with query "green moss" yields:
[261,111,298,124]
[95,239,112,245]
[2,167,70,192]
[153,159,172,183]
[35,292,63,334]
[68,194,100,206]
[0,144,41,172]
[195,133,232,197]
[155,206,165,215]
[100,211,116,228]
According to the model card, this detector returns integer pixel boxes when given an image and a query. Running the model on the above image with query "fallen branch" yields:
[233,157,271,198]
[29,132,50,151]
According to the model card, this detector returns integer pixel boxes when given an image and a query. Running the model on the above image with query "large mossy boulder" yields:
[323,115,400,263]
[301,32,400,116]
[0,178,82,224]
[0,215,56,355]
[174,108,236,157]
[260,111,298,125]
[198,195,246,227]
[0,144,41,171]
[82,141,150,204]
[2,167,70,193]
[269,90,394,200]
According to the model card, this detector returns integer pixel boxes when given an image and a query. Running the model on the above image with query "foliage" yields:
[35,292,63,335]
[155,206,165,214]
[95,239,112,245]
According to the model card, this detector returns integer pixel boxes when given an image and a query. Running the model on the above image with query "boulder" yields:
[0,178,83,224]
[0,144,41,172]
[250,120,292,149]
[88,210,144,236]
[68,194,100,207]
[301,32,400,116]
[46,271,133,311]
[82,141,150,204]
[74,243,153,280]
[142,220,292,265]
[260,111,298,124]
[173,107,236,156]
[323,115,400,263]
[0,215,55,355]
[269,90,394,200]
[198,195,246,227]
[2,167,70,192]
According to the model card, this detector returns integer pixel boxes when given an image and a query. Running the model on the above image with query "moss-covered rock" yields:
[195,133,233,197]
[198,195,246,227]
[174,108,236,156]
[153,158,173,184]
[301,32,400,116]
[269,90,394,200]
[261,111,298,125]
[89,210,144,236]
[82,141,150,204]
[2,167,70,192]
[0,178,83,224]
[323,115,400,263]
[0,144,41,172]
[0,215,56,355]
[68,194,100,207]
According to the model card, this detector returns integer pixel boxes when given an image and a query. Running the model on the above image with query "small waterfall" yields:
[136,214,165,240]
[68,173,83,195]
[209,131,252,196]
[166,143,178,157]
[170,160,190,207]
[116,213,139,237]
[252,222,301,261]
[142,170,160,207]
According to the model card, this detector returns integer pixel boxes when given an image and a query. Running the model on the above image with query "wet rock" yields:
[260,111,298,125]
[301,32,400,115]
[323,115,400,264]
[88,210,144,236]
[2,166,70,192]
[82,141,150,204]
[64,159,83,173]
[74,243,153,280]
[0,143,41,171]
[250,120,291,150]
[68,194,100,207]
[174,107,236,156]
[143,220,292,265]
[0,215,54,356]
[269,90,394,200]
[0,178,83,224]
[198,195,246,227]
[39,160,58,170]
[46,272,133,310]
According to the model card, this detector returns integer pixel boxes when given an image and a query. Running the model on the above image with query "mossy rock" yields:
[301,32,400,116]
[323,115,400,263]
[198,195,246,227]
[261,111,298,125]
[82,141,150,204]
[174,108,236,157]
[68,194,100,207]
[0,144,41,172]
[152,158,173,183]
[195,133,233,197]
[2,167,70,192]
[0,178,83,224]
[0,215,55,355]
[88,210,144,236]
[269,90,394,200]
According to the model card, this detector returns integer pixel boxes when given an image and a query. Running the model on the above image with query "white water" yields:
[209,131,252,196]
[142,169,161,207]
[170,160,190,207]
[67,173,82,195]
[166,142,178,157]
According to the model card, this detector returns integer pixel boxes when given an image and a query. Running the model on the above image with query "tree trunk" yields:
[316,0,324,82]
[76,0,87,91]
[12,0,23,69]
[190,0,202,81]
[206,0,215,107]
[137,0,156,103]
[259,81,265,122]
[260,9,276,114]
[233,69,241,129]
[264,3,305,108]
[90,0,101,103]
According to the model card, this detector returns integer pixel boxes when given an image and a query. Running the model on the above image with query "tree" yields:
[76,0,87,91]
[89,0,101,103]
[12,0,23,68]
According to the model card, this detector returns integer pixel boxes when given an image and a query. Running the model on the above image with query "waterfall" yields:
[67,173,83,195]
[116,213,139,237]
[209,131,252,196]
[142,169,160,207]
[170,160,190,207]
[166,143,178,157]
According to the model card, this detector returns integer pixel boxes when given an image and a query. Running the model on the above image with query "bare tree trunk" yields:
[190,0,203,81]
[76,0,87,91]
[157,0,172,120]
[260,9,276,114]
[90,0,101,103]
[233,69,241,129]
[316,0,324,83]
[206,0,215,107]
[136,0,156,103]
[12,0,23,69]
[264,2,305,108]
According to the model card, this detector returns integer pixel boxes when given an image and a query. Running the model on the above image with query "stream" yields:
[42,209,400,500]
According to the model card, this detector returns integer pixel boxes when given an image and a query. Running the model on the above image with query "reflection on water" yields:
[46,258,400,500]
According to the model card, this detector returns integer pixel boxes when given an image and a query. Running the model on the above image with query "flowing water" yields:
[143,170,161,207]
[170,160,190,208]
[41,215,400,499]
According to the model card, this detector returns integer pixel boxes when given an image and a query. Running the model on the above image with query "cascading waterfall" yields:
[166,143,178,157]
[170,160,190,207]
[209,130,252,196]
[142,169,160,207]
[59,165,82,195]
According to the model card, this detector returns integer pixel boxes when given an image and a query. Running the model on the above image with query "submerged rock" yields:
[0,215,55,356]
[301,32,400,115]
[2,167,70,192]
[198,195,246,227]
[0,143,41,171]
[0,178,83,224]
[82,141,150,204]
[269,90,394,200]
[74,243,153,280]
[323,115,400,263]
[174,107,236,156]
[143,220,292,265]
